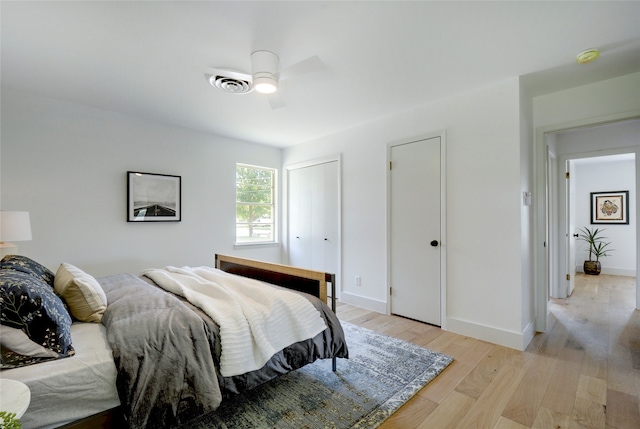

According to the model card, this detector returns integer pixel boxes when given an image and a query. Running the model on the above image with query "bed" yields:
[0,254,348,429]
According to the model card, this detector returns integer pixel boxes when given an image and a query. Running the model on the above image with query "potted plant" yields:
[0,411,22,429]
[577,226,613,275]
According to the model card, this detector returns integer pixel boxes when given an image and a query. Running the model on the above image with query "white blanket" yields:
[141,266,327,377]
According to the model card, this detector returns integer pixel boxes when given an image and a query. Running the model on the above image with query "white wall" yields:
[284,78,529,349]
[0,89,283,277]
[534,73,640,128]
[574,155,636,276]
[519,82,535,340]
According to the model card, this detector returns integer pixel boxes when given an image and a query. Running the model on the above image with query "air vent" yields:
[207,74,252,94]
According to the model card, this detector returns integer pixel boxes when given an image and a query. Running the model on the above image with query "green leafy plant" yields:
[577,226,614,262]
[0,411,23,429]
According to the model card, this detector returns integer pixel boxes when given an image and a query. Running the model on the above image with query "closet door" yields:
[315,161,339,277]
[289,167,312,268]
[288,160,340,291]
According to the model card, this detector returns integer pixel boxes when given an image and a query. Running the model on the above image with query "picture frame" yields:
[127,171,181,222]
[590,190,628,225]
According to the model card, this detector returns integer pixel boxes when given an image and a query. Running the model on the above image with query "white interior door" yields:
[567,160,576,296]
[390,136,442,325]
[318,161,339,280]
[289,167,312,268]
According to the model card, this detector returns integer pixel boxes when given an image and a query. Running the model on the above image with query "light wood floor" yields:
[336,274,640,429]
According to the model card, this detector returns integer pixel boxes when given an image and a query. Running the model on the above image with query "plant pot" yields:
[583,260,601,275]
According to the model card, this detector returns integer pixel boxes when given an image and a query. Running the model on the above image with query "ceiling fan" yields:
[204,50,325,109]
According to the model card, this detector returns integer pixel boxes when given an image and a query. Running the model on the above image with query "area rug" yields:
[181,321,453,429]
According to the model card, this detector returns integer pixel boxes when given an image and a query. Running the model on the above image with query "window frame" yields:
[235,163,277,245]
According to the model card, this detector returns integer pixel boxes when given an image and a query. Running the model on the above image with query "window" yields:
[236,164,276,243]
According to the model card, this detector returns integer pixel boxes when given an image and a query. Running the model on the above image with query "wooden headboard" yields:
[214,254,336,312]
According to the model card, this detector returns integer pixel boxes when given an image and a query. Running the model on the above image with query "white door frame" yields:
[285,154,342,300]
[386,131,447,329]
[534,111,640,332]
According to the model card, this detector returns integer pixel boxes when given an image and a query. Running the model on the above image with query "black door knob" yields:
[573,234,579,238]
[430,240,439,247]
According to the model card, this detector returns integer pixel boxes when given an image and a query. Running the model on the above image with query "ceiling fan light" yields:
[252,75,278,94]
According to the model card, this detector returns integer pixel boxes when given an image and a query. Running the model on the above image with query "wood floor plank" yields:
[540,346,584,415]
[605,389,640,429]
[537,316,571,357]
[493,416,530,429]
[414,390,475,429]
[378,393,438,429]
[576,374,607,405]
[571,396,606,429]
[438,335,485,362]
[581,343,608,379]
[454,362,526,428]
[607,355,638,396]
[419,359,474,404]
[501,353,557,426]
[454,346,520,399]
[532,407,571,429]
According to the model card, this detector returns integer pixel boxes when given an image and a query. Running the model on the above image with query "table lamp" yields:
[0,211,33,250]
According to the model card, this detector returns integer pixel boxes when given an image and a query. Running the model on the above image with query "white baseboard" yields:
[575,265,636,277]
[339,294,538,351]
[339,291,387,314]
[445,317,533,351]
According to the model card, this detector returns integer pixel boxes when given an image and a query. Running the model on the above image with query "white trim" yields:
[233,242,280,250]
[340,291,387,314]
[285,154,341,171]
[386,130,447,329]
[575,266,636,277]
[447,317,532,351]
[284,154,342,301]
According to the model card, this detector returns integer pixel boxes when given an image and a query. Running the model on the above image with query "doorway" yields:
[388,133,446,326]
[556,153,637,298]
[537,117,640,333]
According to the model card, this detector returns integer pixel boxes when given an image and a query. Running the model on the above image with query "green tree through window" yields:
[236,164,275,243]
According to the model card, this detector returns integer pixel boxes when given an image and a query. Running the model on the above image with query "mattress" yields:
[1,322,119,429]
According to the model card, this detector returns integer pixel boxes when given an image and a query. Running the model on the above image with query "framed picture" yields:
[127,172,181,222]
[590,190,628,225]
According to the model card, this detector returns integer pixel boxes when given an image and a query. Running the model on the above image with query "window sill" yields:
[234,242,280,250]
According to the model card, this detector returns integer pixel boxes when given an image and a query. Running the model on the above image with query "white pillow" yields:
[54,263,107,323]
[0,325,59,358]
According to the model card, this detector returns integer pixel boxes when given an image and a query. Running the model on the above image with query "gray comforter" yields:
[99,273,348,429]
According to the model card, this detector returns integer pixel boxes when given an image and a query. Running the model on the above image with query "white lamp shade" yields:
[252,75,278,94]
[0,211,32,242]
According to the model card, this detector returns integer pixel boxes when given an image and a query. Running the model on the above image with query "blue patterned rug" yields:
[181,321,453,429]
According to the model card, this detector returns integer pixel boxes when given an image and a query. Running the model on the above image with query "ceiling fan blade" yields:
[267,93,286,110]
[279,55,326,81]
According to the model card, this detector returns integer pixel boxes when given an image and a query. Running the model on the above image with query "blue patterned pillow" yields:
[0,270,74,368]
[1,254,56,287]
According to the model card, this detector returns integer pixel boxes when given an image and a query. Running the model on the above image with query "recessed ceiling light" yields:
[576,48,600,65]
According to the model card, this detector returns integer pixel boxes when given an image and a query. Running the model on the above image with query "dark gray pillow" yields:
[1,254,56,287]
[0,270,74,368]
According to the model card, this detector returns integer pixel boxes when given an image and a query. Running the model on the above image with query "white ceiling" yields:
[2,1,639,148]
